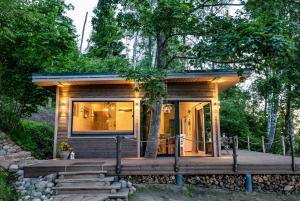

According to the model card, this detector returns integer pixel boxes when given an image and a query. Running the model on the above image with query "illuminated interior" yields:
[179,102,212,156]
[72,101,134,135]
[158,104,175,155]
[156,102,212,156]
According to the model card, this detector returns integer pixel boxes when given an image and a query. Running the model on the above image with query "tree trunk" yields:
[145,100,163,158]
[145,31,167,158]
[266,92,279,151]
[285,84,295,154]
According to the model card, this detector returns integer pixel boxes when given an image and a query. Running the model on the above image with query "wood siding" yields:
[68,138,138,158]
[56,82,216,158]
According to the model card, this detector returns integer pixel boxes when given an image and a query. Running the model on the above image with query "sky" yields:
[65,0,242,52]
[65,0,98,52]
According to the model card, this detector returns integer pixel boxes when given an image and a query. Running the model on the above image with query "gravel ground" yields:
[129,184,300,201]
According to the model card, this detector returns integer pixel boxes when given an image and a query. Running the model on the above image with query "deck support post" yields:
[175,174,183,186]
[116,136,124,174]
[174,135,180,172]
[245,174,252,193]
[232,136,238,172]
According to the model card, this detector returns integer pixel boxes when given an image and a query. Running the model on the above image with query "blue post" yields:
[175,175,183,186]
[114,176,120,182]
[245,174,252,193]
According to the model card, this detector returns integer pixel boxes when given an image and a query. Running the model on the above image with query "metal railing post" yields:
[289,134,295,171]
[174,135,179,172]
[232,136,238,172]
[116,136,123,174]
[247,136,250,151]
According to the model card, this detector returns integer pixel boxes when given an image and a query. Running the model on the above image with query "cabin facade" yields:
[32,70,247,159]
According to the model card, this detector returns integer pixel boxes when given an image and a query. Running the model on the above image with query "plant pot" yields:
[59,151,70,159]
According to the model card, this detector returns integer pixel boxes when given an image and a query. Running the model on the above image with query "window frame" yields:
[69,99,135,138]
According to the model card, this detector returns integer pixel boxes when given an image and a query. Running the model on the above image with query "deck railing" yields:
[114,134,296,174]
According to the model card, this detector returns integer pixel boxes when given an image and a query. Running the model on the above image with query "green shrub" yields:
[10,119,53,159]
[0,169,20,201]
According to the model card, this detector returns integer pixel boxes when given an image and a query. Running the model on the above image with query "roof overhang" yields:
[32,70,251,92]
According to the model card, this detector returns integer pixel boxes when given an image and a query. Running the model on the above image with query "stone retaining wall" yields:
[122,174,300,194]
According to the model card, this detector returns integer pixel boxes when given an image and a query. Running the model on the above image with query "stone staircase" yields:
[53,170,129,201]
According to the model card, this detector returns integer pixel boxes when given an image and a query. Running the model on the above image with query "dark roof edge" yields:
[32,69,251,77]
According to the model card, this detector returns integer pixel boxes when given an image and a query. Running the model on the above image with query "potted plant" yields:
[58,141,71,159]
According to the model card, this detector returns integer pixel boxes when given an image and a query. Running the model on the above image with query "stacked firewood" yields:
[121,175,176,184]
[184,175,245,191]
[253,175,300,193]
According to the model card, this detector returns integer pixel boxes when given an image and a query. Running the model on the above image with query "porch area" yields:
[24,150,300,178]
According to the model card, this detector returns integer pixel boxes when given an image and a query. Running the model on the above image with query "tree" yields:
[113,0,245,158]
[0,0,78,131]
[88,0,300,157]
[88,0,124,58]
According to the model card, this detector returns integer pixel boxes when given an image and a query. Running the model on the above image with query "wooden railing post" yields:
[116,136,123,174]
[174,135,179,172]
[232,136,238,172]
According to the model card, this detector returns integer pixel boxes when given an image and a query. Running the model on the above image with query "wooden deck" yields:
[24,150,300,178]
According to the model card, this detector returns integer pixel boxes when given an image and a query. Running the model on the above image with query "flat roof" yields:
[32,69,251,92]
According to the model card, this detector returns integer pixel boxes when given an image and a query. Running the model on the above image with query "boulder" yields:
[284,185,294,191]
[0,150,6,156]
[46,182,54,188]
[3,145,10,150]
[35,181,47,192]
[32,191,42,197]
[9,164,19,172]
[45,173,57,182]
[127,181,132,188]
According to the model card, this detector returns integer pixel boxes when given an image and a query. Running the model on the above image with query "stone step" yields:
[53,194,109,201]
[108,189,129,200]
[52,191,128,201]
[58,170,107,179]
[4,151,31,160]
[53,183,121,195]
[57,177,115,183]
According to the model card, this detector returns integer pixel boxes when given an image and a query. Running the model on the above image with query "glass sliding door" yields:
[179,102,212,156]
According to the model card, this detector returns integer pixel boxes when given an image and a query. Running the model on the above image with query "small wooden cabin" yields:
[32,70,247,159]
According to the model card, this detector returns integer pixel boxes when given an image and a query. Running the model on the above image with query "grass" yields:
[0,170,20,201]
[129,184,300,201]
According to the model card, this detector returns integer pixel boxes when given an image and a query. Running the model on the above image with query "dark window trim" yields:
[71,100,135,137]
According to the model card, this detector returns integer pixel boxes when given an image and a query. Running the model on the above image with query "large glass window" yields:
[72,101,134,135]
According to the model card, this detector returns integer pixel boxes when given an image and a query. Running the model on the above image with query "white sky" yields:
[65,0,98,51]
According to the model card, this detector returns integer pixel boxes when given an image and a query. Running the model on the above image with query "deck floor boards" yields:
[24,150,300,177]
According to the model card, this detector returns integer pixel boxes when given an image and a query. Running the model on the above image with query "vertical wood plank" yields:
[53,86,59,159]
[211,81,221,157]
[134,99,141,157]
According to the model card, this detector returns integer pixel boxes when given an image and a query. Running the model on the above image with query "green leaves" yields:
[118,66,167,107]
[0,0,78,131]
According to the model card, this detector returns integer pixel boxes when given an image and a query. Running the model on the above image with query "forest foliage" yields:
[0,0,299,156]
